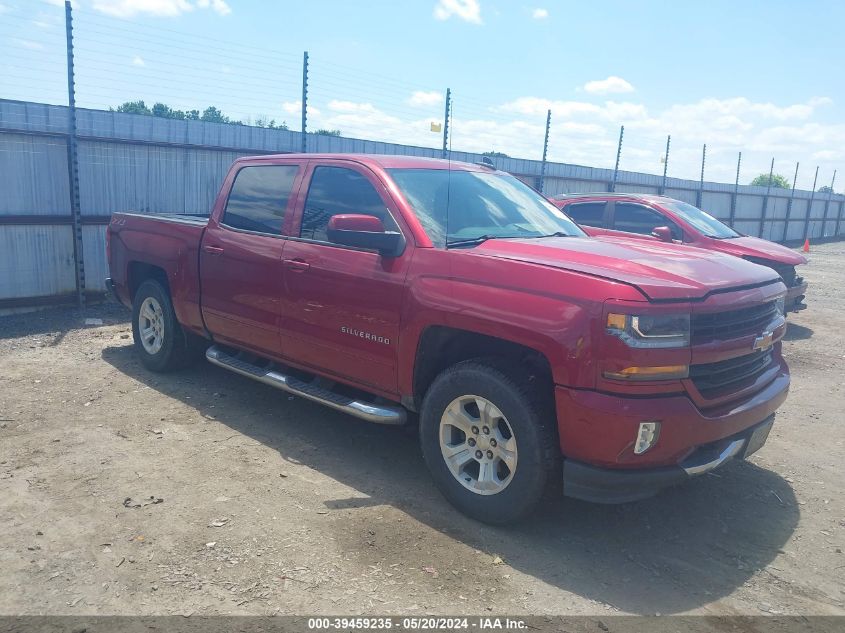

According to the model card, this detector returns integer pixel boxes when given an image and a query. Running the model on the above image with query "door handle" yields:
[203,244,224,256]
[284,258,310,272]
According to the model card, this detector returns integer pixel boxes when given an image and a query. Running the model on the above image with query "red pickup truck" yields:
[551,193,809,312]
[107,154,790,524]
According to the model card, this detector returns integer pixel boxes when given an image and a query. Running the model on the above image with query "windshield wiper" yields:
[446,235,529,249]
[529,231,574,239]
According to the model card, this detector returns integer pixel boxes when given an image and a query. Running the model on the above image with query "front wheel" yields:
[419,360,558,524]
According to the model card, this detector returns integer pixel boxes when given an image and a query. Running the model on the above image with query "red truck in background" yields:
[107,154,790,524]
[551,193,809,312]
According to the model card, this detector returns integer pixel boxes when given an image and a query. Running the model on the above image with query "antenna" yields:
[445,95,453,247]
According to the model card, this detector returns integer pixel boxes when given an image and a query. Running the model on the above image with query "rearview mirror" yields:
[651,226,674,243]
[327,214,406,257]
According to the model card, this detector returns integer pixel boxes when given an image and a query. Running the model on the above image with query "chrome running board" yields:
[205,345,406,426]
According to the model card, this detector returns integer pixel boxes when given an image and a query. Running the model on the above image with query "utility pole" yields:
[441,88,451,159]
[760,157,775,238]
[803,166,819,242]
[65,0,85,308]
[659,134,670,195]
[301,51,308,153]
[821,170,837,238]
[729,151,741,227]
[696,144,706,208]
[784,162,799,242]
[538,109,551,193]
[610,125,623,192]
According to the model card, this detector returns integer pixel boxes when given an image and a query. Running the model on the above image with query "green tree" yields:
[749,173,791,188]
[313,128,342,136]
[818,185,834,194]
[200,106,229,124]
[113,100,152,115]
[482,151,510,158]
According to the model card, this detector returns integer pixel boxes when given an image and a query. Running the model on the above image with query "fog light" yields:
[634,422,661,455]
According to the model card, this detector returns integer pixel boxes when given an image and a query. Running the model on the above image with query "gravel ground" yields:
[0,242,843,617]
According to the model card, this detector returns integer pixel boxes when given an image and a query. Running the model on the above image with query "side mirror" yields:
[327,214,406,257]
[651,226,674,243]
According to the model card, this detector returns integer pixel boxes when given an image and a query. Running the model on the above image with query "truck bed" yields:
[108,212,208,335]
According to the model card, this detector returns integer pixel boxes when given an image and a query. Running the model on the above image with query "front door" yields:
[200,161,302,355]
[280,162,411,395]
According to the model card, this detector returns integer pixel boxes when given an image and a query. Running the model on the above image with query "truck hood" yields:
[470,236,781,301]
[705,236,808,266]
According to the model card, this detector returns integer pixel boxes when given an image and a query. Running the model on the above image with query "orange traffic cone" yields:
[802,238,810,253]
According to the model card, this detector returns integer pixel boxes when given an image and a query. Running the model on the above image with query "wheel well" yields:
[412,326,553,410]
[127,262,169,301]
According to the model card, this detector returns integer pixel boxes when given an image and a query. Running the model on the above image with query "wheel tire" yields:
[419,359,558,524]
[131,279,192,372]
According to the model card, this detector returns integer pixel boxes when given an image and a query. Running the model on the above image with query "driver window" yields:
[614,203,682,240]
[300,166,398,242]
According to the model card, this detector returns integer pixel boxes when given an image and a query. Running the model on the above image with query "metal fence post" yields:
[441,88,451,159]
[300,51,308,152]
[759,157,774,238]
[64,0,85,308]
[696,144,706,208]
[836,198,845,237]
[783,162,799,242]
[659,134,670,195]
[803,166,819,241]
[537,109,551,193]
[610,125,623,192]
[821,170,836,238]
[729,152,741,227]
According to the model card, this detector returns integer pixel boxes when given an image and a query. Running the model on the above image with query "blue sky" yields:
[1,0,843,189]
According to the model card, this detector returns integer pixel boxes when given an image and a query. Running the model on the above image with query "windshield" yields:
[663,200,739,239]
[387,168,585,247]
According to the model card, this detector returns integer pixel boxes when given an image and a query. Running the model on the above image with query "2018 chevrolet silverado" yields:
[551,193,808,312]
[107,154,790,524]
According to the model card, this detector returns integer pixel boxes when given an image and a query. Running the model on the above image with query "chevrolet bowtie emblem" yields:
[752,330,774,351]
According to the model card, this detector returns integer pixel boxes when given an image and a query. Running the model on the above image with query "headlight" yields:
[775,297,785,316]
[606,313,690,348]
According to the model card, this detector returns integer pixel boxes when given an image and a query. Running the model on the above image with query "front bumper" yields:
[785,280,808,312]
[555,359,789,502]
[563,416,774,503]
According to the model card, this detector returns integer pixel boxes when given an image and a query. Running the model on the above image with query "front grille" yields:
[691,301,778,344]
[689,349,774,399]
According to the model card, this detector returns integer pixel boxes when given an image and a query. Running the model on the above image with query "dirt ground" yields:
[1,243,843,618]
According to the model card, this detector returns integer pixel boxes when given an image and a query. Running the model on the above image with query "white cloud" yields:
[583,76,635,95]
[408,90,444,107]
[90,0,231,18]
[132,55,145,66]
[532,8,548,19]
[0,4,10,15]
[296,93,840,190]
[14,39,45,50]
[433,0,481,24]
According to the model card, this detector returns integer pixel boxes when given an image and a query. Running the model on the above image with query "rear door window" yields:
[613,203,682,240]
[565,202,607,228]
[222,165,299,235]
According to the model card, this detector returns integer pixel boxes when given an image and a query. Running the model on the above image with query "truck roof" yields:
[552,192,675,203]
[235,153,494,171]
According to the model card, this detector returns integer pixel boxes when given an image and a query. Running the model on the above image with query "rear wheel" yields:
[131,279,194,372]
[419,360,558,524]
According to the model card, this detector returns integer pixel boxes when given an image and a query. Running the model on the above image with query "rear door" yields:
[279,161,411,395]
[563,200,610,237]
[200,160,304,355]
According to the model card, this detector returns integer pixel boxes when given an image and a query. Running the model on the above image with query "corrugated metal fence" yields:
[2,98,844,309]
